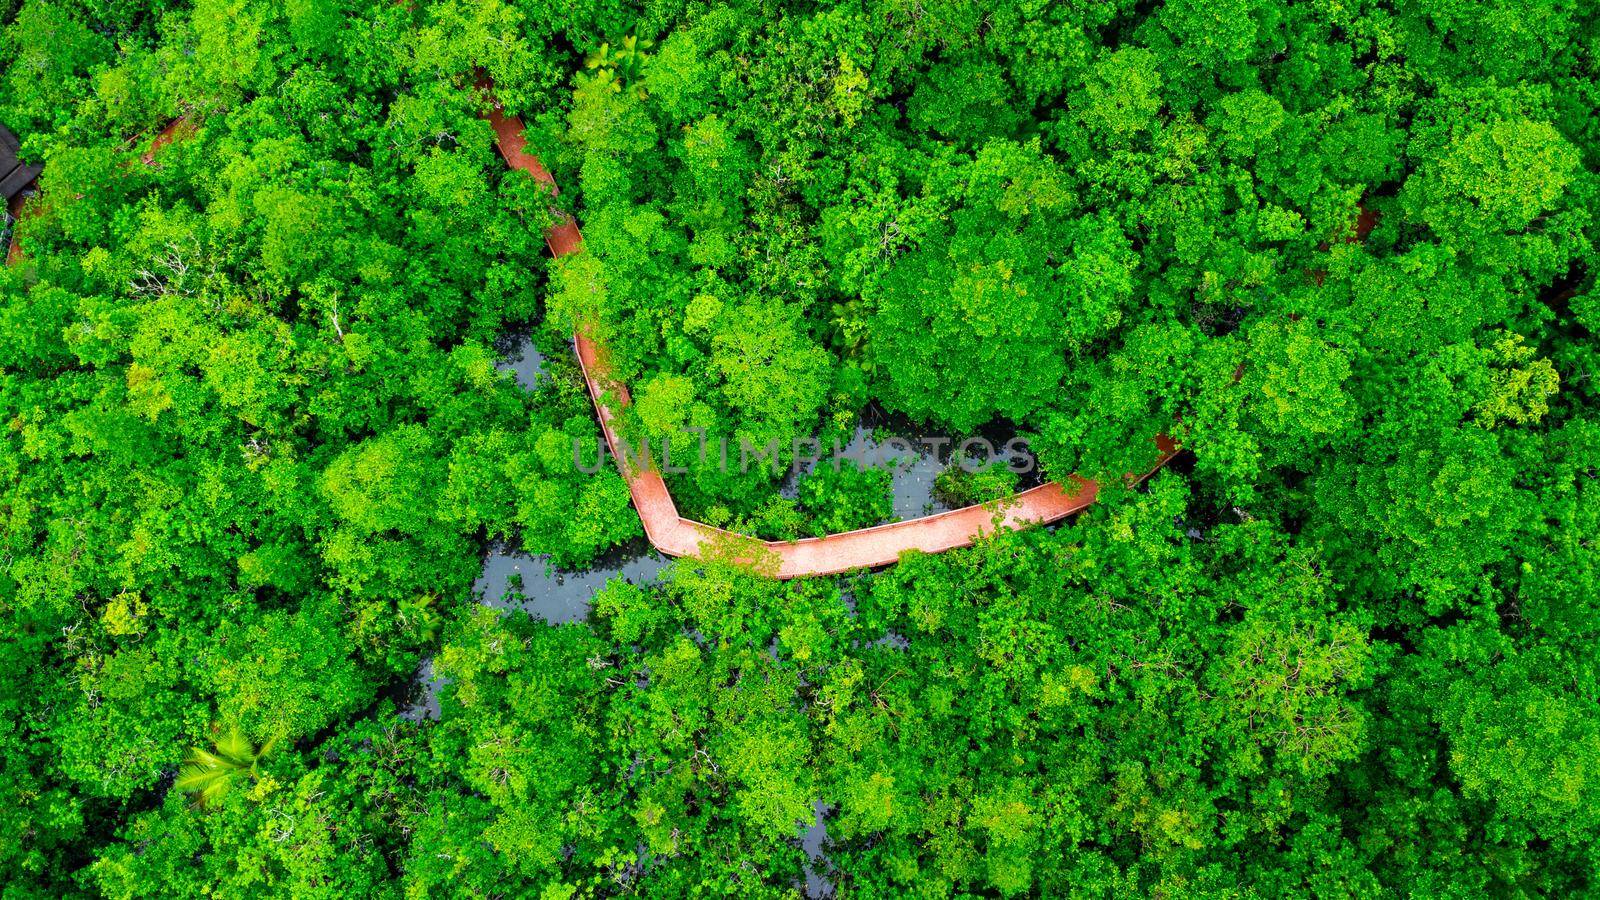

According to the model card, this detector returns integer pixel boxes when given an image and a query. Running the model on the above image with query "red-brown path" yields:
[483,94,1180,578]
[6,118,195,264]
[140,117,195,165]
[4,189,24,266]
[7,93,1181,580]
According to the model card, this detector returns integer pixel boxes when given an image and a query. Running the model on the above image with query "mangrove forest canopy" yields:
[1,0,1598,896]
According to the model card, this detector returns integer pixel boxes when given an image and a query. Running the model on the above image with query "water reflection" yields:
[398,659,449,722]
[871,631,910,651]
[474,331,674,624]
[475,537,671,624]
[781,418,1040,525]
[493,331,547,389]
[800,799,836,899]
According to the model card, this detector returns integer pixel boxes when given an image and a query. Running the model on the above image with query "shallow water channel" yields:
[477,536,671,622]
[777,411,1040,523]
[471,333,1041,628]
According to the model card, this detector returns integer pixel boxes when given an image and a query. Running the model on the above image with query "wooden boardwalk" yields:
[7,89,1181,580]
[483,93,1180,578]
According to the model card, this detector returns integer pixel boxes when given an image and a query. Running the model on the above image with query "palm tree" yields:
[584,33,655,96]
[175,728,275,807]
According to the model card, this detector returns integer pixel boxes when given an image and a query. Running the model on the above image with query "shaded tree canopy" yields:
[1,0,1598,896]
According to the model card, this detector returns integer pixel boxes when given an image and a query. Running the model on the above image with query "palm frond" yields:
[175,728,275,808]
[214,728,253,763]
[174,764,221,792]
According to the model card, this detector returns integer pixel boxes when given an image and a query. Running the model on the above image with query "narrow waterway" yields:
[801,800,837,898]
[476,537,671,622]
[398,659,448,722]
[778,411,1042,523]
[480,332,675,618]
[397,538,670,719]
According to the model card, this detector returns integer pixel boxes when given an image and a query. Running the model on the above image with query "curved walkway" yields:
[5,183,31,266]
[5,117,192,263]
[7,90,1181,580]
[482,92,1180,578]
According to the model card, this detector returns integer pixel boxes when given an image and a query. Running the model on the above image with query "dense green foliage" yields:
[2,0,1598,896]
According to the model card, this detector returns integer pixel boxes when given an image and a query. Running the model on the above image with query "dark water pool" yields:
[493,330,547,389]
[475,537,671,623]
[397,538,670,719]
[398,659,448,722]
[780,415,1040,523]
[801,799,836,898]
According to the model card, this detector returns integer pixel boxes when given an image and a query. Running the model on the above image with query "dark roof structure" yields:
[1,124,42,202]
